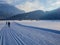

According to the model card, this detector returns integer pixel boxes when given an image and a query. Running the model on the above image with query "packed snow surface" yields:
[0,20,60,45]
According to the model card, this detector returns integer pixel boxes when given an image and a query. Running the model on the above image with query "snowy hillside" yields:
[16,20,60,31]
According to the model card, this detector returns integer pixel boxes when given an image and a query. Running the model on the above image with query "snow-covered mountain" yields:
[44,8,60,20]
[7,10,45,20]
[8,8,60,20]
[0,3,25,19]
[0,2,60,20]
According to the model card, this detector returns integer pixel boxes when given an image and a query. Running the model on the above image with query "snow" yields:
[0,20,60,45]
[15,20,60,31]
[0,21,6,31]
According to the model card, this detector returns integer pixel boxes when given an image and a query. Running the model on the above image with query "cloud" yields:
[0,0,14,4]
[6,0,13,4]
[51,1,60,6]
[46,0,60,11]
[4,0,34,5]
[16,0,45,12]
[2,0,60,12]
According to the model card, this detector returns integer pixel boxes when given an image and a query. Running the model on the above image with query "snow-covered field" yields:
[0,20,60,45]
[15,20,60,31]
[0,21,6,30]
[0,20,60,31]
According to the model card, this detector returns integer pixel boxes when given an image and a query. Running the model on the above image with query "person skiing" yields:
[8,22,10,27]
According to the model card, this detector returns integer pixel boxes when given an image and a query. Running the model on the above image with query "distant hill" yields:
[0,3,25,20]
[7,10,45,20]
[7,8,60,20]
[0,4,60,20]
[44,8,60,20]
[25,10,45,20]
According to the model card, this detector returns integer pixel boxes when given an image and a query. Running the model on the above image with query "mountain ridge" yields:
[0,3,25,19]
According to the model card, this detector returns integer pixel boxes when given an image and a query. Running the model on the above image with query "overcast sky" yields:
[0,0,60,12]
